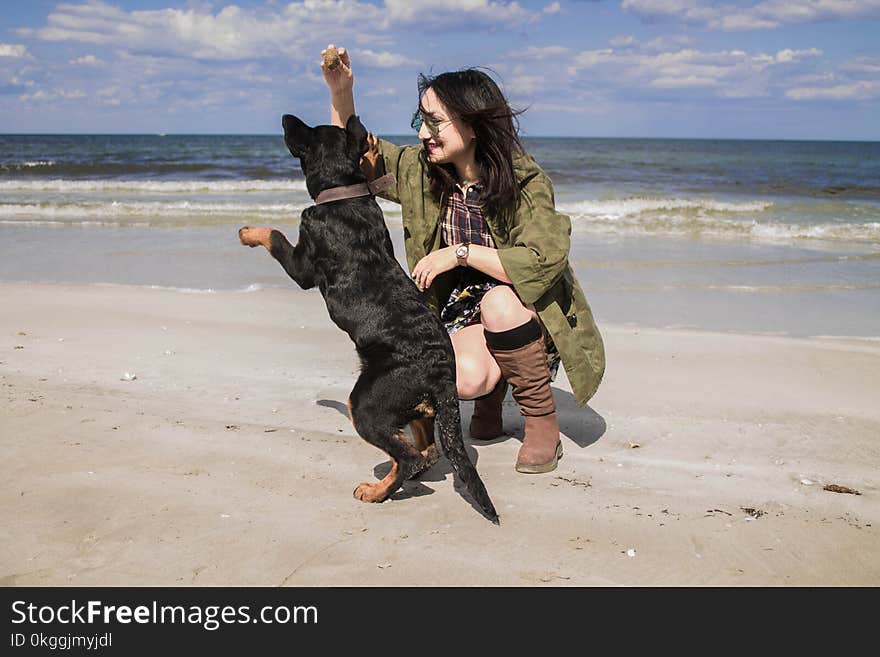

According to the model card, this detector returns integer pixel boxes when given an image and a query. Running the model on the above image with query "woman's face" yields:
[417,87,475,166]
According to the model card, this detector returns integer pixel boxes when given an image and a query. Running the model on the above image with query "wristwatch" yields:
[455,242,470,267]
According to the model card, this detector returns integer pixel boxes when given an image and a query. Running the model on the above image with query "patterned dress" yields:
[438,181,561,379]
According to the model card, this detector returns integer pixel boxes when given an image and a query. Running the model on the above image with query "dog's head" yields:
[282,114,369,200]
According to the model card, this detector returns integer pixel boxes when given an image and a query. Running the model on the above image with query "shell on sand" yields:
[323,47,341,71]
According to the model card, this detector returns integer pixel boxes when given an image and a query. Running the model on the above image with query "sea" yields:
[2,134,879,338]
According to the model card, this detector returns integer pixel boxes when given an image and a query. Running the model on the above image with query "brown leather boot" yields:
[468,379,508,440]
[486,320,562,474]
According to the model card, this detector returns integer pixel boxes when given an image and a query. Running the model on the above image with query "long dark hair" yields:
[418,69,525,221]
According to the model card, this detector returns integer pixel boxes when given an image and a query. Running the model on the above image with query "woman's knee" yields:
[480,285,532,332]
[455,353,491,400]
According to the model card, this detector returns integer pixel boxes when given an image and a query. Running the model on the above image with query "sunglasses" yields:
[410,110,452,138]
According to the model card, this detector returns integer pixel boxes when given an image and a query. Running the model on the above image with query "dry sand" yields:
[1,282,878,586]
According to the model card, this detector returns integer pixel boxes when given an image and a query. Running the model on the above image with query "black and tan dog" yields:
[238,114,498,523]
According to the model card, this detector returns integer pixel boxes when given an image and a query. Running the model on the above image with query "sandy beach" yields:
[1,281,878,586]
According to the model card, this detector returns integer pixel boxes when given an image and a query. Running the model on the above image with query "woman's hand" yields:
[411,247,458,292]
[321,44,353,96]
[360,133,381,181]
[322,44,355,128]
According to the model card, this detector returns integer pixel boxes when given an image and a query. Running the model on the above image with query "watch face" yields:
[456,246,467,258]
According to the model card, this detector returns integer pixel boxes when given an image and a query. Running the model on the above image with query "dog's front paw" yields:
[239,226,270,248]
[238,226,255,247]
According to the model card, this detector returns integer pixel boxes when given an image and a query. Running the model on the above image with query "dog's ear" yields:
[282,114,313,158]
[345,114,369,159]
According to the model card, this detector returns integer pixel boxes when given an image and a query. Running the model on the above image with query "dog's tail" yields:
[434,392,499,524]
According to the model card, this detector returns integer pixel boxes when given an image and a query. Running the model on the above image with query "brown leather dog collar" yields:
[313,173,396,205]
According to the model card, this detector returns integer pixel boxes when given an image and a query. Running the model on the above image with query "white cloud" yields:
[18,1,393,61]
[518,45,570,59]
[508,38,832,103]
[19,89,52,102]
[840,56,880,75]
[544,2,562,14]
[622,0,880,30]
[650,74,718,88]
[18,1,542,61]
[357,49,412,68]
[19,88,86,103]
[787,80,880,100]
[383,0,538,27]
[610,35,637,48]
[774,48,822,63]
[567,44,824,89]
[526,99,606,115]
[641,34,698,52]
[508,74,546,94]
[364,86,398,97]
[69,54,101,65]
[0,43,28,58]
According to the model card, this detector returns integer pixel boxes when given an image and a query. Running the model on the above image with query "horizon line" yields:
[1,132,879,143]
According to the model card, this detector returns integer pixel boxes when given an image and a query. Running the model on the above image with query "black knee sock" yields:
[484,318,542,351]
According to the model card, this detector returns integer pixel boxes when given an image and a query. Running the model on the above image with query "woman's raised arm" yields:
[321,44,355,128]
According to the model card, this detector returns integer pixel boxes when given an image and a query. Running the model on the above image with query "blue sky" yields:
[1,0,878,138]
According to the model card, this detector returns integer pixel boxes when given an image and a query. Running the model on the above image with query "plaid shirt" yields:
[440,181,496,249]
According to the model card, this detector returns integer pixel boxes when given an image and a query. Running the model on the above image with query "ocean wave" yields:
[0,160,280,177]
[0,199,307,222]
[587,282,880,293]
[0,219,157,228]
[0,160,57,170]
[559,196,880,243]
[571,252,880,270]
[0,197,404,225]
[558,196,774,218]
[0,178,307,193]
[88,282,285,294]
[747,221,880,242]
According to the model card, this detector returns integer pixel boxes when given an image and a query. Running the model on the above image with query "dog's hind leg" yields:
[352,431,408,503]
[411,400,436,449]
[408,402,439,479]
[349,383,436,502]
[351,400,437,485]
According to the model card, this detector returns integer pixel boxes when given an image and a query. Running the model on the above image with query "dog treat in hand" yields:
[323,46,341,71]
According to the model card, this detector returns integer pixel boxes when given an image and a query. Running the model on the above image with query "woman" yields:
[321,45,605,474]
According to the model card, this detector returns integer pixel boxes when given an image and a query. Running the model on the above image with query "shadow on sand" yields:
[317,391,606,516]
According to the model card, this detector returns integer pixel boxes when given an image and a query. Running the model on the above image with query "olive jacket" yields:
[371,137,605,406]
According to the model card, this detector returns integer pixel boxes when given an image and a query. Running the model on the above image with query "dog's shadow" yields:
[316,398,486,506]
[317,392,606,506]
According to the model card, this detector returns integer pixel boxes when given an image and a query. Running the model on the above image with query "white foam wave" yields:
[0,178,307,193]
[0,219,155,228]
[576,214,880,242]
[0,200,306,220]
[94,282,219,294]
[558,195,880,242]
[558,196,774,219]
[0,194,403,225]
[92,282,277,294]
[747,221,880,242]
[0,160,57,170]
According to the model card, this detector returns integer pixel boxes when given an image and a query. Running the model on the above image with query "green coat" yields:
[373,138,605,406]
